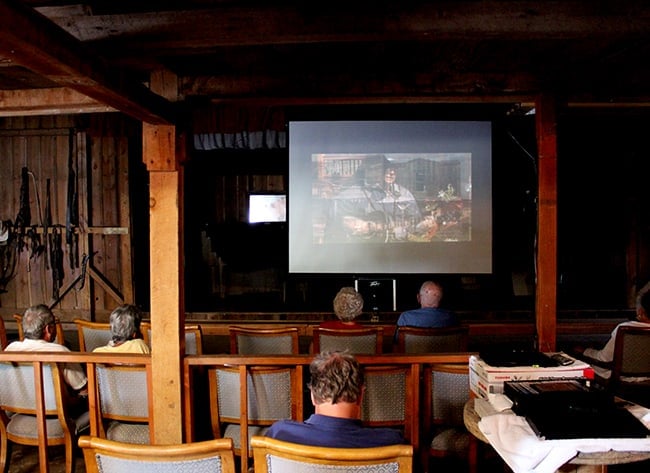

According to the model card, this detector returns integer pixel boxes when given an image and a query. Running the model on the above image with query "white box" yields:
[469,354,595,399]
[469,354,594,383]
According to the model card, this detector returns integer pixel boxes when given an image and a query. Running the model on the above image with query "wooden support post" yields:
[144,69,184,444]
[535,94,558,352]
[144,121,185,444]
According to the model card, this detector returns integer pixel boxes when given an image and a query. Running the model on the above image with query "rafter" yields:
[0,0,175,124]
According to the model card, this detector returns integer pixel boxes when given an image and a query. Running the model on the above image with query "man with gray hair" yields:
[6,304,87,395]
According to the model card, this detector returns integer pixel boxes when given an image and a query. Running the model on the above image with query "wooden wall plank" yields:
[0,115,134,318]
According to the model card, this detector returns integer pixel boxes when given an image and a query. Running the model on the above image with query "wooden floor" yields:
[6,445,85,473]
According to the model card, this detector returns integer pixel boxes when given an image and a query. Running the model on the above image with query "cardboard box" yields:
[469,354,594,383]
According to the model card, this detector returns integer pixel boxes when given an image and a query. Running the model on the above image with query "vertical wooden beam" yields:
[535,94,558,352]
[144,69,184,444]
[144,121,185,444]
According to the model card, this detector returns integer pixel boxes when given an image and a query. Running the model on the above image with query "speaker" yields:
[354,278,396,312]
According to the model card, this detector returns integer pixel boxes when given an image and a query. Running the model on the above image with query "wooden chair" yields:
[79,435,236,473]
[361,364,416,448]
[395,326,469,353]
[0,361,90,473]
[74,319,113,352]
[609,325,650,407]
[0,316,7,349]
[90,362,152,444]
[251,436,413,473]
[141,322,204,354]
[312,327,383,354]
[208,364,303,470]
[14,313,66,346]
[422,362,476,473]
[229,326,299,354]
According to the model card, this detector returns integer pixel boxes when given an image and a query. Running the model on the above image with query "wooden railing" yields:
[183,352,474,473]
[0,351,474,473]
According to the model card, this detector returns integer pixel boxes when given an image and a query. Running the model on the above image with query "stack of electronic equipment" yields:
[504,379,649,439]
[469,350,595,399]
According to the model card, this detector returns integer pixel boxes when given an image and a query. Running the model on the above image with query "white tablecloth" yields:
[478,402,650,473]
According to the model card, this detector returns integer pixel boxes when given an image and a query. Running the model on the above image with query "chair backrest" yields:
[395,326,469,353]
[425,363,470,428]
[141,322,204,354]
[94,363,152,444]
[312,327,383,354]
[229,326,299,354]
[208,365,303,459]
[612,325,650,382]
[0,361,79,473]
[422,362,471,464]
[14,313,66,346]
[251,436,413,473]
[74,319,113,352]
[360,365,414,444]
[79,435,236,473]
[0,361,61,416]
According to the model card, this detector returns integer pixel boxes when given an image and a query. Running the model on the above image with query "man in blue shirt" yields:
[394,280,458,343]
[265,351,405,448]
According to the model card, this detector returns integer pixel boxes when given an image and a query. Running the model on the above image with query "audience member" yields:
[93,304,150,353]
[265,351,405,447]
[320,287,364,329]
[394,280,458,342]
[5,304,88,401]
[574,286,650,380]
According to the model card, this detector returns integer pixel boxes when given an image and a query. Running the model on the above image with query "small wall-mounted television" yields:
[248,193,287,223]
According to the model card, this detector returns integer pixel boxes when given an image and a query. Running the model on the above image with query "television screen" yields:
[288,120,492,274]
[248,193,287,223]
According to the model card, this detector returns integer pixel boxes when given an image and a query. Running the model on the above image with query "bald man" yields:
[394,281,458,342]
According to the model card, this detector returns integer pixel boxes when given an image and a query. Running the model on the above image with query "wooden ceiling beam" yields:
[37,1,649,46]
[0,87,116,116]
[0,0,175,124]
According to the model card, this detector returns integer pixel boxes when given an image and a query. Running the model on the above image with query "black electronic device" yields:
[504,379,649,439]
[479,350,559,368]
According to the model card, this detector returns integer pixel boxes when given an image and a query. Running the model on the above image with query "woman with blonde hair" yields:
[320,287,364,329]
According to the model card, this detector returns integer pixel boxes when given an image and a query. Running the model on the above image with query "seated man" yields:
[265,351,405,447]
[93,304,150,353]
[393,280,458,343]
[5,304,88,411]
[575,288,650,381]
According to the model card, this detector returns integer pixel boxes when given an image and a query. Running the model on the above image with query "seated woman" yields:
[320,287,364,329]
[93,304,151,353]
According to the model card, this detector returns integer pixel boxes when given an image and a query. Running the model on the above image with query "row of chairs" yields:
[231,325,469,354]
[6,315,467,355]
[198,359,473,473]
[0,352,470,473]
[79,434,413,473]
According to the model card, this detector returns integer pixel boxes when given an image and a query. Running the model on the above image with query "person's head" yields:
[333,287,364,322]
[384,166,397,185]
[636,289,650,322]
[417,280,443,308]
[22,304,57,342]
[308,351,365,417]
[108,304,143,344]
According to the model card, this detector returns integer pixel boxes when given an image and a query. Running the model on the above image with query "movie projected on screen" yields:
[288,121,492,274]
